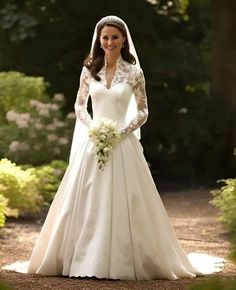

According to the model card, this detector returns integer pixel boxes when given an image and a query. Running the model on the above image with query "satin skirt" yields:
[26,134,222,280]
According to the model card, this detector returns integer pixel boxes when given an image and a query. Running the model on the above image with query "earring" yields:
[100,45,102,48]
[122,44,124,48]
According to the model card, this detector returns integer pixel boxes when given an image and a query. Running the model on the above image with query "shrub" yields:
[211,178,236,234]
[0,71,49,123]
[32,160,67,206]
[0,124,19,160]
[0,158,42,216]
[188,277,236,290]
[5,94,75,165]
[0,194,8,228]
[211,149,236,233]
[0,281,14,290]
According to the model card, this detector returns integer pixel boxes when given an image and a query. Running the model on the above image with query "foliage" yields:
[32,160,67,206]
[0,282,14,290]
[0,158,42,216]
[5,94,75,165]
[0,2,38,41]
[0,158,67,226]
[188,277,236,290]
[202,151,236,290]
[147,0,189,21]
[211,150,236,259]
[0,71,49,123]
[211,178,236,233]
[0,194,8,228]
[0,124,18,159]
[0,0,234,179]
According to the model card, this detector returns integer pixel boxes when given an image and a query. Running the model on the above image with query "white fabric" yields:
[2,65,224,280]
[69,15,141,163]
[91,15,141,138]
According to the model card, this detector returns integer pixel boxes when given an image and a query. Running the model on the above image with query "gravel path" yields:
[0,188,235,289]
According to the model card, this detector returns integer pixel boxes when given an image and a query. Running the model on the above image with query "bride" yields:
[3,15,224,280]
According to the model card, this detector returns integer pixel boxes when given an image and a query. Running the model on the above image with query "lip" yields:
[106,47,116,50]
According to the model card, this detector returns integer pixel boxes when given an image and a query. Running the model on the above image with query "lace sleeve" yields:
[74,66,92,127]
[121,69,148,136]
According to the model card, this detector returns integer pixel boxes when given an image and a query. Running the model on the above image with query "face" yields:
[99,25,125,56]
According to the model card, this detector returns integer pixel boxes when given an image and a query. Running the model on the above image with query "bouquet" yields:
[88,118,122,171]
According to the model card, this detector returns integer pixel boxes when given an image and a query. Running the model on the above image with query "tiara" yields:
[97,16,124,26]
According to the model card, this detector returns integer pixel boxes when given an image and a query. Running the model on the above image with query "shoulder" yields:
[81,65,90,76]
[121,58,143,77]
[130,65,145,85]
[80,66,92,82]
[133,66,144,79]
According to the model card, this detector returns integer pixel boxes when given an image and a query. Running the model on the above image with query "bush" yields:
[5,94,75,165]
[0,158,67,226]
[0,124,19,159]
[211,149,236,233]
[0,194,8,228]
[211,178,236,234]
[188,277,236,290]
[0,281,14,290]
[0,158,42,216]
[32,160,67,206]
[0,71,49,123]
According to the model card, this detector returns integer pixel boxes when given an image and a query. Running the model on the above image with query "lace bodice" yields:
[74,56,148,136]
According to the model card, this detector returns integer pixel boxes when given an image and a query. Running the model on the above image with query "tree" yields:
[1,0,234,179]
[210,0,236,176]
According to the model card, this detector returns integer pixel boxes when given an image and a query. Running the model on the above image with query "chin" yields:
[105,49,121,55]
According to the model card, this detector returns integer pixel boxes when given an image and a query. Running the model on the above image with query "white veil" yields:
[69,16,141,163]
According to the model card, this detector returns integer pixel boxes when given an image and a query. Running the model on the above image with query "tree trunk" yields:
[210,0,236,176]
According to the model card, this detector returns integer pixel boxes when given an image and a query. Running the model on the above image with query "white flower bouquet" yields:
[88,118,122,171]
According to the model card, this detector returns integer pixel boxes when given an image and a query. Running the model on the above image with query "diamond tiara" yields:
[97,16,124,27]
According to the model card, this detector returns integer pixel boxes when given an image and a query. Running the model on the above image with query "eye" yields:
[102,36,109,40]
[112,36,119,40]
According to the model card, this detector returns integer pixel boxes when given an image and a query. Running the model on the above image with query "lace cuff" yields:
[74,66,92,127]
[121,69,148,136]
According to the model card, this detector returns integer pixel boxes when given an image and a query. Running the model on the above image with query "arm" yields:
[74,66,92,127]
[121,69,148,136]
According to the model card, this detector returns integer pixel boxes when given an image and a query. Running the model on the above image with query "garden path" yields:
[0,188,235,290]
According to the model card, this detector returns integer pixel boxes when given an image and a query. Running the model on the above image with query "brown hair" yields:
[84,20,136,81]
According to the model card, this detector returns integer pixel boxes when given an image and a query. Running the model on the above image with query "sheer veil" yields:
[69,16,141,163]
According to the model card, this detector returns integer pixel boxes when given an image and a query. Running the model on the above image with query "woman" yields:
[12,15,223,280]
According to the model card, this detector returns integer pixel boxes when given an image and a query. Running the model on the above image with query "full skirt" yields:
[20,134,223,280]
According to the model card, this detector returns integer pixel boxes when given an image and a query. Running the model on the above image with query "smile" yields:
[106,47,116,50]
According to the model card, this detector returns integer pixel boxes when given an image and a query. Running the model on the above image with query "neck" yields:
[105,54,121,68]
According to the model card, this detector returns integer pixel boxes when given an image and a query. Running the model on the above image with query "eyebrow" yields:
[101,34,120,37]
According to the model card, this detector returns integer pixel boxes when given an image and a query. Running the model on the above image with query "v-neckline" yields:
[105,69,116,89]
[104,55,121,90]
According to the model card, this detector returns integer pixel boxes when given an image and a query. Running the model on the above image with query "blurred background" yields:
[1,3,236,288]
[0,0,236,183]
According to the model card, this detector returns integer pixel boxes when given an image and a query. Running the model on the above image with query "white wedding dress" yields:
[3,57,224,280]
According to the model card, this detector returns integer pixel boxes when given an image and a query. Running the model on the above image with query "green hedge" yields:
[211,178,236,234]
[31,160,67,207]
[188,277,236,290]
[0,158,67,226]
[0,194,8,228]
[0,158,42,217]
[0,71,49,123]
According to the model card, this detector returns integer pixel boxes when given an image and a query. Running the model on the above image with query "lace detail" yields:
[74,67,92,127]
[120,68,148,136]
[98,57,148,136]
[75,57,148,135]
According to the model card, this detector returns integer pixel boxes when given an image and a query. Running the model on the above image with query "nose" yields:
[108,38,113,45]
